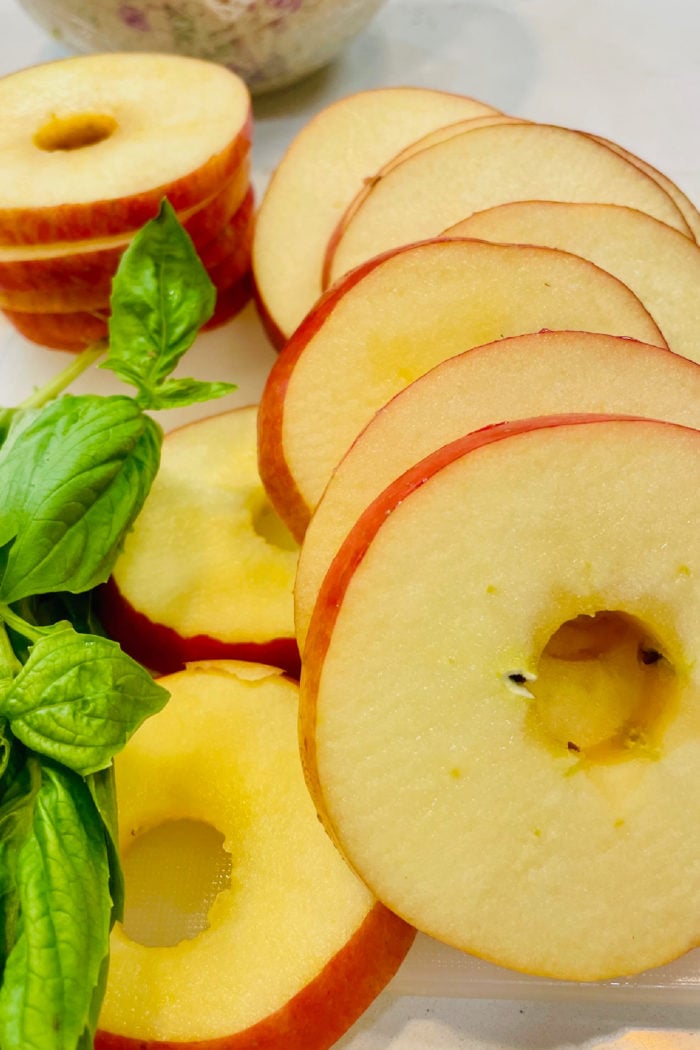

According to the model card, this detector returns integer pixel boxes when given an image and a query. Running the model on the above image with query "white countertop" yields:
[1,0,700,1046]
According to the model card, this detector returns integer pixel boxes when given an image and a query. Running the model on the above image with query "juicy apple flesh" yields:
[325,122,690,286]
[301,415,700,982]
[98,407,301,678]
[258,236,664,540]
[96,661,415,1047]
[444,201,700,364]
[295,331,700,650]
[251,86,501,345]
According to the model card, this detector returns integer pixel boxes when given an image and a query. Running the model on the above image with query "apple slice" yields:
[325,122,691,286]
[98,407,301,678]
[443,201,700,364]
[258,237,664,540]
[96,660,415,1048]
[0,159,251,298]
[252,86,502,346]
[0,52,251,245]
[300,415,700,981]
[295,331,700,651]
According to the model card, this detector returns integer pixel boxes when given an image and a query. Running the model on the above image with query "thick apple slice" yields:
[295,331,700,650]
[258,237,664,540]
[0,52,251,245]
[0,159,251,298]
[98,407,301,678]
[96,660,415,1048]
[325,122,691,285]
[301,415,700,981]
[444,201,700,364]
[252,87,501,346]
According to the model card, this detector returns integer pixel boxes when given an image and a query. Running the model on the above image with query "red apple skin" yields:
[97,577,301,680]
[202,271,254,331]
[0,110,253,246]
[95,901,415,1050]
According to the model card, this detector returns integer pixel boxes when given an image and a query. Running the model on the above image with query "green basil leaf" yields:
[0,396,161,603]
[0,408,16,449]
[0,758,111,1050]
[0,626,169,775]
[103,199,217,406]
[0,743,38,975]
[138,376,237,410]
[87,766,124,924]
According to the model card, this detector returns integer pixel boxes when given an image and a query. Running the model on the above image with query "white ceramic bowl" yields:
[17,0,387,94]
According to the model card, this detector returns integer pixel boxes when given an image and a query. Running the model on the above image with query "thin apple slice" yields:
[325,122,691,286]
[252,87,502,346]
[98,407,300,677]
[444,201,700,364]
[0,52,252,245]
[295,331,700,651]
[301,415,700,981]
[258,237,664,540]
[96,660,415,1048]
[0,159,251,297]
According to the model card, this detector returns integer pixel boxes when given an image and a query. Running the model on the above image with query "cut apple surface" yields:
[325,122,691,286]
[300,415,700,981]
[258,236,664,539]
[98,407,301,678]
[0,52,252,244]
[295,331,700,650]
[252,86,501,345]
[96,660,415,1047]
[443,202,700,365]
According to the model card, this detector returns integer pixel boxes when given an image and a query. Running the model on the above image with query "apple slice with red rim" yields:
[443,201,700,364]
[98,407,301,678]
[252,86,502,347]
[324,122,692,287]
[0,52,251,245]
[295,331,700,651]
[95,660,415,1049]
[300,414,700,981]
[258,236,664,541]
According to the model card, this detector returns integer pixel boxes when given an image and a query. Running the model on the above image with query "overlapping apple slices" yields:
[95,661,415,1049]
[0,52,256,349]
[258,237,665,539]
[299,415,700,981]
[98,406,302,679]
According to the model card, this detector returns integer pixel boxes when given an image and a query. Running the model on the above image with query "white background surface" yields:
[1,0,700,1046]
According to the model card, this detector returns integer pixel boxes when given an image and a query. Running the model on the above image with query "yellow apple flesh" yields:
[295,331,700,650]
[96,660,415,1047]
[258,237,664,539]
[300,416,700,981]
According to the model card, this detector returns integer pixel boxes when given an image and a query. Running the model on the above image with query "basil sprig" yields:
[0,200,237,1049]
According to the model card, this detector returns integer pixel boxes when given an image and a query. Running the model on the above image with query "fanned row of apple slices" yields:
[254,88,700,980]
[0,53,255,349]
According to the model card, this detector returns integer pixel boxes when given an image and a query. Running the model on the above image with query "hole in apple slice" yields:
[121,819,232,948]
[527,610,676,763]
[33,113,118,152]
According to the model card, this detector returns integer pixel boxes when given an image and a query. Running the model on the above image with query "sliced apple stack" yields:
[95,660,415,1048]
[98,406,302,679]
[0,52,256,350]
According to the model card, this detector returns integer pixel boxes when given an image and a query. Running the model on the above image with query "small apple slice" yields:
[252,86,502,346]
[444,201,700,364]
[0,159,251,298]
[301,415,700,981]
[96,660,415,1048]
[295,331,700,651]
[98,407,301,678]
[258,237,664,540]
[325,122,691,286]
[0,52,251,245]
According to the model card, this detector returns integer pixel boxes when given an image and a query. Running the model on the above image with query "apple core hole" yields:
[33,113,118,152]
[251,497,298,552]
[527,610,675,762]
[121,819,232,948]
